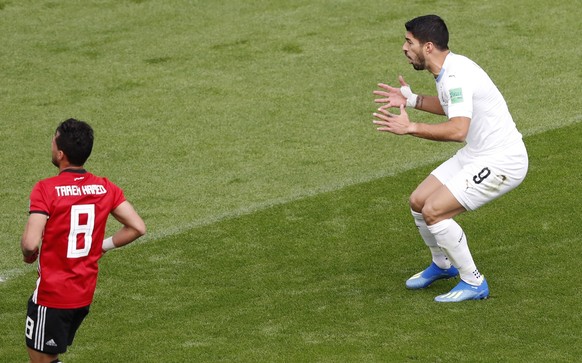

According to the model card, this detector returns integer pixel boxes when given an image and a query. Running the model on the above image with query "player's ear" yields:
[56,150,66,163]
[424,42,434,54]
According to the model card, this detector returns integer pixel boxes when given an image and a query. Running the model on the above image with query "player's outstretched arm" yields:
[414,95,446,115]
[373,105,469,142]
[105,201,146,251]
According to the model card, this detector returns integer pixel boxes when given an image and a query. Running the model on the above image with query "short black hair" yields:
[405,14,449,51]
[55,118,94,166]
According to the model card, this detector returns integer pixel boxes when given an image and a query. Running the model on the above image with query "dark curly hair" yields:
[55,118,94,166]
[405,15,449,51]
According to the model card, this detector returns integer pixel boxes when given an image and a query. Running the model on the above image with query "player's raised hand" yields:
[373,75,410,110]
[372,104,412,135]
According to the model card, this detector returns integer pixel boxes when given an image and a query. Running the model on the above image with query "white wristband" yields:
[406,93,418,108]
[102,237,116,252]
[400,85,418,108]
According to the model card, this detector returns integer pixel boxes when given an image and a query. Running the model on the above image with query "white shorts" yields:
[431,141,528,211]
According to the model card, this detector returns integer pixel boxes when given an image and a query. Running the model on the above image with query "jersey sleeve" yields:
[445,76,474,120]
[106,179,127,210]
[29,182,50,215]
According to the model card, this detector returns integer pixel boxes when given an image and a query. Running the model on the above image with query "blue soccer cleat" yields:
[405,262,459,289]
[434,278,490,302]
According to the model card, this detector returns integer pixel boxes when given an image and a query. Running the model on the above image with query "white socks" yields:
[427,218,484,286]
[411,210,451,270]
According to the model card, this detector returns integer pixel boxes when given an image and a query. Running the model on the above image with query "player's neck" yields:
[427,50,450,78]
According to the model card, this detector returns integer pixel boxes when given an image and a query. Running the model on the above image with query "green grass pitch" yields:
[1,0,581,361]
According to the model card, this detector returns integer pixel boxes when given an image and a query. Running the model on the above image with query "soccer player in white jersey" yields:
[372,15,528,302]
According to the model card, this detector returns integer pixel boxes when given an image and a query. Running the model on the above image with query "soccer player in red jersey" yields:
[21,118,146,363]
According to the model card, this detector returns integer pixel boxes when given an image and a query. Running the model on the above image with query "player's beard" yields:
[404,47,427,71]
[410,51,426,71]
[51,154,59,167]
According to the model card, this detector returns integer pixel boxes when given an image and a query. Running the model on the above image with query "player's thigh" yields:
[410,154,463,212]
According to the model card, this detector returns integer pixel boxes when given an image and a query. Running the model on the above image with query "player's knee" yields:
[409,193,424,213]
[421,203,439,226]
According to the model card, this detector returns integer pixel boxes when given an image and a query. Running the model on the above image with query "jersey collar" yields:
[59,168,87,175]
[435,52,454,83]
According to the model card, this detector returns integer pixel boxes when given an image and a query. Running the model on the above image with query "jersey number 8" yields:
[67,204,95,258]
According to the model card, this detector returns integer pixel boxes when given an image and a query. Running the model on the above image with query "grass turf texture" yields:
[2,122,581,362]
[0,0,581,361]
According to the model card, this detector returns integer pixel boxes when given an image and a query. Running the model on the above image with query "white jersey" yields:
[436,52,522,155]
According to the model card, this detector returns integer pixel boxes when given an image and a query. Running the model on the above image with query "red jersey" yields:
[28,169,126,309]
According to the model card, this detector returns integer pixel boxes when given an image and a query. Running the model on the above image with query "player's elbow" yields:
[124,223,146,246]
[448,117,470,142]
[124,211,146,239]
[134,220,147,238]
[21,240,37,255]
[451,131,467,142]
[451,125,469,142]
[21,234,40,254]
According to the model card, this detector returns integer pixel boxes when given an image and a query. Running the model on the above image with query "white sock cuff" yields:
[411,209,423,220]
[426,218,453,235]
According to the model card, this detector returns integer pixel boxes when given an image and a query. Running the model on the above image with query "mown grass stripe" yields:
[2,115,580,284]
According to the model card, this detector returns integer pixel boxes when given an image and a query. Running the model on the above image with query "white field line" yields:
[1,115,580,284]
